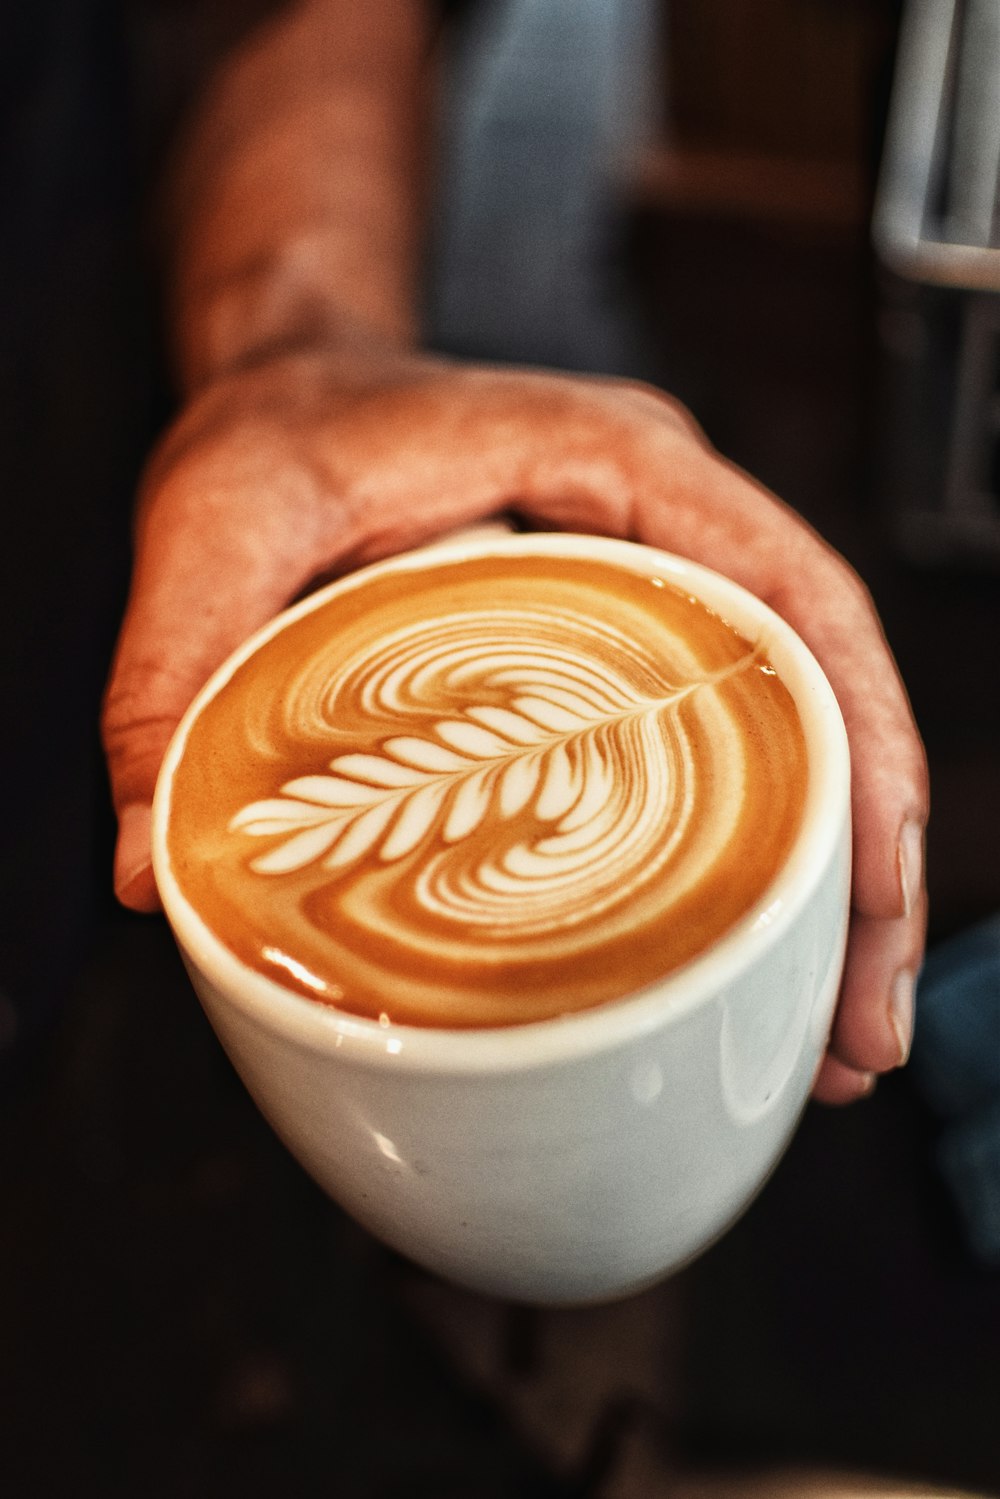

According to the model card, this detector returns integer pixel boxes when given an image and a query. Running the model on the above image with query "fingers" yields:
[828,885,927,1069]
[811,1054,877,1107]
[594,423,929,1090]
[813,896,925,1107]
[626,447,927,886]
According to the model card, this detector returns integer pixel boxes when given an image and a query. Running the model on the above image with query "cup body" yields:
[153,532,851,1304]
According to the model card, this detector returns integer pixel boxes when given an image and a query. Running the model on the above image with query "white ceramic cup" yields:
[152,532,851,1305]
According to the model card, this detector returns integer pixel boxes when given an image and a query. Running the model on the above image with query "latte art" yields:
[232,612,750,927]
[167,548,807,1026]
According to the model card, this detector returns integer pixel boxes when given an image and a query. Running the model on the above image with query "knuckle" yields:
[602,376,705,434]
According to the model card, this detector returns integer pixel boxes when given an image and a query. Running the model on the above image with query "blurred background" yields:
[2,0,1000,1494]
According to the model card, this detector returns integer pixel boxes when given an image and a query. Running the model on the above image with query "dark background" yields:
[3,2,1000,1494]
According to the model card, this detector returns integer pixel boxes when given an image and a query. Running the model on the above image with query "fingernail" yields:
[897,818,923,919]
[114,802,153,903]
[889,967,915,1067]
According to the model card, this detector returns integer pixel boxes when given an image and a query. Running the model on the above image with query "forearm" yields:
[163,0,432,393]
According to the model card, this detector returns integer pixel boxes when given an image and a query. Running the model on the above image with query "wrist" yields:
[173,230,417,394]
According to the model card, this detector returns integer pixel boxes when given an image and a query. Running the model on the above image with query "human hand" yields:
[102,348,927,1104]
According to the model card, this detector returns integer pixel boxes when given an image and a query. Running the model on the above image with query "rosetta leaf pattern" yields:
[231,672,709,877]
[229,633,758,880]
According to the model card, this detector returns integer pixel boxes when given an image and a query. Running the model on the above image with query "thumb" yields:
[102,472,512,910]
[102,596,256,913]
[102,612,228,913]
[102,474,326,911]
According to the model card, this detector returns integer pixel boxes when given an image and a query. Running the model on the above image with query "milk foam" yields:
[231,609,754,932]
[167,552,807,1027]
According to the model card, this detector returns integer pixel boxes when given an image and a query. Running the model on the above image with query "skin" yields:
[102,0,928,1105]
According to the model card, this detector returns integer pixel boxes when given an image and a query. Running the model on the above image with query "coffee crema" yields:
[166,549,808,1027]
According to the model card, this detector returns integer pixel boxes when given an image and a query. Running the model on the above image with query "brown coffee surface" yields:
[166,550,808,1027]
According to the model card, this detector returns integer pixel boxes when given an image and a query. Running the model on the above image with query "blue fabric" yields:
[428,0,657,373]
[911,914,1000,1265]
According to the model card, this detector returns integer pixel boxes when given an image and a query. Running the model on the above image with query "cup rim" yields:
[152,530,851,1075]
